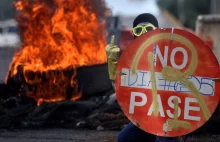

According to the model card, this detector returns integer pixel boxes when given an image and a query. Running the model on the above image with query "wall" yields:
[195,15,220,64]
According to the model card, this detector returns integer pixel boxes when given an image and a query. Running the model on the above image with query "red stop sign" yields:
[115,28,220,137]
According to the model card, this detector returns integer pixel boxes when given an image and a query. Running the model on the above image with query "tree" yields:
[157,0,211,29]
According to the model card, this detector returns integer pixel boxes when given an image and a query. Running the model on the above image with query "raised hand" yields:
[105,35,120,80]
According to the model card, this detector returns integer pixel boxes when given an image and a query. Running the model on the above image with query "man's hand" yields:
[106,35,120,80]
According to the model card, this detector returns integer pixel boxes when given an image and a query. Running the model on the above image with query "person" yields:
[106,13,177,142]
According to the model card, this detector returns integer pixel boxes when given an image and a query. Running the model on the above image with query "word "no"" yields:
[154,45,188,70]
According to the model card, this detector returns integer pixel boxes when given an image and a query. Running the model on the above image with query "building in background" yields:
[0,19,20,48]
[0,0,20,83]
[0,0,20,48]
[211,0,220,14]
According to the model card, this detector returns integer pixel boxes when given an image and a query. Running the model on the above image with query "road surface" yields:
[0,129,118,142]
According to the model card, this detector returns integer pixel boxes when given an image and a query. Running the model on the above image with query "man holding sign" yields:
[106,12,220,142]
[106,13,178,142]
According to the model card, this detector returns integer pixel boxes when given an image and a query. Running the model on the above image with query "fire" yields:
[6,0,108,105]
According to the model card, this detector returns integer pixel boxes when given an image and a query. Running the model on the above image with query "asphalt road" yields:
[0,129,118,142]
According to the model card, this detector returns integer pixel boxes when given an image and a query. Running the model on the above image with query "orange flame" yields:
[6,0,108,105]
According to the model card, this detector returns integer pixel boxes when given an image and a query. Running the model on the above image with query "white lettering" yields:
[129,92,147,114]
[147,95,165,117]
[170,47,188,70]
[128,93,202,121]
[166,96,181,118]
[154,45,168,67]
[184,98,201,121]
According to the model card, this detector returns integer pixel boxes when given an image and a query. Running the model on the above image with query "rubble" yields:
[0,87,129,131]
